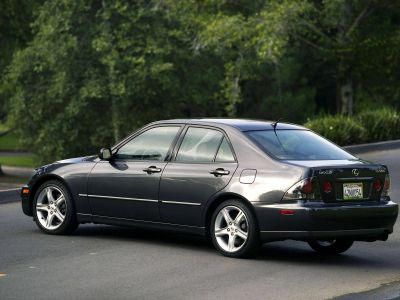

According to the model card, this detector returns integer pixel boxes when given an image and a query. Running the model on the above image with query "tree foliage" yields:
[1,0,400,163]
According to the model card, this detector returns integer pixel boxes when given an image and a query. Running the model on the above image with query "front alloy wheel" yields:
[33,180,78,234]
[36,186,67,230]
[211,200,259,258]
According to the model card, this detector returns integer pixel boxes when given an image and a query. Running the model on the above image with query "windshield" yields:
[246,130,356,160]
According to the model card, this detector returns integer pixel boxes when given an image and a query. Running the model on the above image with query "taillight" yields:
[382,174,391,197]
[302,179,313,194]
[282,177,318,201]
[323,181,332,193]
[373,179,382,192]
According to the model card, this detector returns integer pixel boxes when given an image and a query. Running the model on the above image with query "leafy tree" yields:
[0,0,43,122]
[2,0,226,163]
[278,0,400,115]
[2,0,400,163]
[195,0,400,116]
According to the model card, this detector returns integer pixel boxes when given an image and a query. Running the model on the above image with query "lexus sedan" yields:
[21,119,398,258]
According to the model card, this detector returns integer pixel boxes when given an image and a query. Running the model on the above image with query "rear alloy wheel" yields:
[211,200,259,258]
[33,180,78,234]
[308,239,354,255]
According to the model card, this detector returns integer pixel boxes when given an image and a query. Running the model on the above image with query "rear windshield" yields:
[245,130,356,160]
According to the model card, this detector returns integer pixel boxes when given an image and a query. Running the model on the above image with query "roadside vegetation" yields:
[0,156,36,168]
[305,107,400,145]
[0,132,19,151]
[0,123,38,167]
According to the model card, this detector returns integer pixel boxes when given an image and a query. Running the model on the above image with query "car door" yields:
[159,126,238,226]
[87,125,182,221]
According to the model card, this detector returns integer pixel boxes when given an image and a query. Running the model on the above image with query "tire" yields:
[210,199,260,258]
[33,180,78,235]
[308,239,354,255]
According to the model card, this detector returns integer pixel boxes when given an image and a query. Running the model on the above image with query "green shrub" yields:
[0,156,37,168]
[0,132,20,151]
[304,115,366,146]
[357,107,400,143]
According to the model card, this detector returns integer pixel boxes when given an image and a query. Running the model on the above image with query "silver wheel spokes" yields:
[214,206,248,253]
[316,240,336,247]
[36,186,67,230]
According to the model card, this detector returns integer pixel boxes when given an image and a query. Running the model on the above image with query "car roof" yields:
[151,118,306,131]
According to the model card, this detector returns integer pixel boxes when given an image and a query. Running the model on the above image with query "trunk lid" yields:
[287,160,388,203]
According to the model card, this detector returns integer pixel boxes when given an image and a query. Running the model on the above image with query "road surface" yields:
[0,149,399,299]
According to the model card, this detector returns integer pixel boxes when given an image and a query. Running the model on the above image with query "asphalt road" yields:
[0,149,399,300]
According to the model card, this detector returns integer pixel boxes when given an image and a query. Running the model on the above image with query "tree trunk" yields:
[340,77,353,115]
[336,1,354,115]
[111,97,120,143]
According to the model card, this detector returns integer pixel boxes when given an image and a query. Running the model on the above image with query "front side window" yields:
[246,130,356,160]
[115,126,180,161]
[176,127,224,162]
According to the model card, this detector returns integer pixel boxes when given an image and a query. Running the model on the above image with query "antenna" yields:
[271,118,287,155]
[271,118,282,130]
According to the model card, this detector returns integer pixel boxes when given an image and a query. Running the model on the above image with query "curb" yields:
[334,280,400,300]
[343,139,400,154]
[0,165,34,178]
[0,151,33,157]
[0,189,20,204]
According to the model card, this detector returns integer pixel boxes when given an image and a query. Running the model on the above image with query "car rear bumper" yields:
[254,201,398,242]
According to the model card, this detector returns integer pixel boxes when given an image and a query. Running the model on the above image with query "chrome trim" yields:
[86,194,158,203]
[76,213,204,229]
[161,200,201,206]
[79,194,200,205]
[260,228,386,233]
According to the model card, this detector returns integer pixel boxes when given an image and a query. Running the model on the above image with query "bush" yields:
[357,107,400,143]
[304,115,366,146]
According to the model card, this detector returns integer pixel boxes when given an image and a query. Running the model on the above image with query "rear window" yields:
[245,130,356,160]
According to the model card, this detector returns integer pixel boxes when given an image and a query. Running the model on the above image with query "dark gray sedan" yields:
[21,119,398,257]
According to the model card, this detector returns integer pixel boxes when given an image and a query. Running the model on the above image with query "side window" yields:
[215,137,235,162]
[176,127,223,162]
[115,126,180,161]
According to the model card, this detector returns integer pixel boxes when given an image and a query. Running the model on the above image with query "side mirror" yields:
[99,148,112,160]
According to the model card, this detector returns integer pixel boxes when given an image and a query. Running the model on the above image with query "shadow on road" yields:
[70,224,398,270]
[72,224,213,251]
[258,243,384,267]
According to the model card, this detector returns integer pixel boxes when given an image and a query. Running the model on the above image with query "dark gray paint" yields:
[159,162,237,226]
[21,119,398,242]
[87,160,163,221]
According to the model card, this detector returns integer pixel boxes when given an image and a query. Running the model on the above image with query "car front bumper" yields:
[254,201,398,242]
[21,184,33,216]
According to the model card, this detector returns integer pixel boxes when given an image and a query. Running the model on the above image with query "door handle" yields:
[143,166,162,174]
[210,168,230,177]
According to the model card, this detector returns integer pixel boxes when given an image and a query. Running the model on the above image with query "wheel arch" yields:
[28,174,74,215]
[203,192,258,237]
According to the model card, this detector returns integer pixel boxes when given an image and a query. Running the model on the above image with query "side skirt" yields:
[76,213,206,236]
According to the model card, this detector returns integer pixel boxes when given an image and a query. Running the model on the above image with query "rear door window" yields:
[176,127,224,162]
[215,137,235,162]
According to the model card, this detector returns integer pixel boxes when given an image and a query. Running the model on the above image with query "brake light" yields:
[302,179,313,194]
[382,174,390,196]
[323,181,332,193]
[282,177,318,201]
[373,179,382,192]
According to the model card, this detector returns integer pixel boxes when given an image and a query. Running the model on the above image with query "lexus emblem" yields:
[352,169,359,176]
